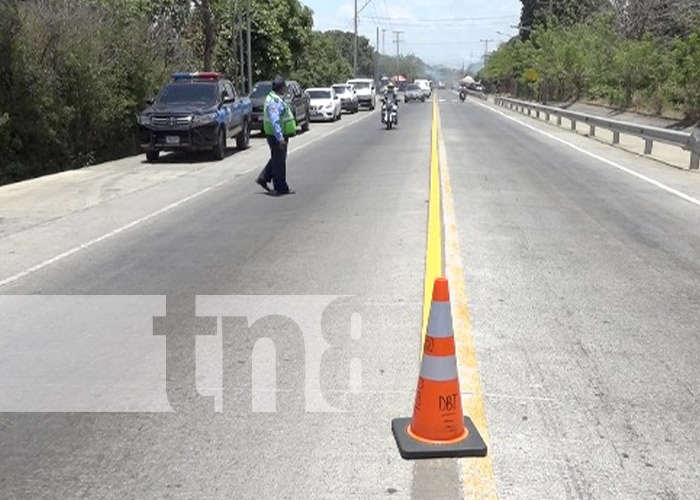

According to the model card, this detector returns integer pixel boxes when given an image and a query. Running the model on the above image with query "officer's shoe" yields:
[271,189,295,196]
[256,177,271,192]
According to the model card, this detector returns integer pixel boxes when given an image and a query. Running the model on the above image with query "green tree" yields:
[324,30,375,77]
[293,32,353,87]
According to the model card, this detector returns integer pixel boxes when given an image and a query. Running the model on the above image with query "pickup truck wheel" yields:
[213,128,226,160]
[146,150,159,163]
[301,110,310,132]
[236,120,250,150]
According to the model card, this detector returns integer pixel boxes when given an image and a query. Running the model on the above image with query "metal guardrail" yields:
[494,97,700,170]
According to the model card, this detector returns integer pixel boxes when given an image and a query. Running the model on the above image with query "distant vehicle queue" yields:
[136,72,438,162]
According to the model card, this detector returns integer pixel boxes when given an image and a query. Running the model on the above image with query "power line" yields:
[371,15,517,22]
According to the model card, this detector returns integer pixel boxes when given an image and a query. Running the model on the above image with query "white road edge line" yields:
[0,110,377,288]
[469,97,700,209]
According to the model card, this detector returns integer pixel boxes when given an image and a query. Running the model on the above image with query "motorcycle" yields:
[381,100,398,130]
[459,89,467,102]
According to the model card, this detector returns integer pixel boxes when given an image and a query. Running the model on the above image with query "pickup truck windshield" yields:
[333,86,348,94]
[157,83,218,106]
[308,90,331,99]
[352,82,370,90]
[251,82,272,98]
[407,85,420,91]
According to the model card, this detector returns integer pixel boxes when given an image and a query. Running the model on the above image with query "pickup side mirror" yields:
[224,96,237,104]
[146,98,155,106]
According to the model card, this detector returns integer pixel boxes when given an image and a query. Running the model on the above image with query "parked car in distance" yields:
[346,78,376,110]
[249,79,310,134]
[332,84,359,113]
[307,87,342,122]
[404,84,425,103]
[137,72,252,162]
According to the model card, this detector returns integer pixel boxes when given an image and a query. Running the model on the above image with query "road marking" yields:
[471,99,700,210]
[0,185,220,288]
[0,111,376,289]
[436,101,499,498]
[422,99,443,345]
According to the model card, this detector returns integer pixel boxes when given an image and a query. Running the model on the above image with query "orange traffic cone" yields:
[392,277,487,459]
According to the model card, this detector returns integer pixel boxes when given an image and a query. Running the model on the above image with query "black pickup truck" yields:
[137,72,252,162]
[249,80,310,134]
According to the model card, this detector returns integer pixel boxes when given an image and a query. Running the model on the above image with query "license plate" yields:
[166,136,180,145]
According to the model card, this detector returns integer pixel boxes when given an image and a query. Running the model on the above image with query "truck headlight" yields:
[324,103,334,109]
[137,115,151,126]
[192,112,218,126]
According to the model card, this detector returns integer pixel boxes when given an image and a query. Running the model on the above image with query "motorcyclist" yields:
[459,83,467,101]
[381,82,398,124]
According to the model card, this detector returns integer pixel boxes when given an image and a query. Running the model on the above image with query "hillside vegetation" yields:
[483,0,700,119]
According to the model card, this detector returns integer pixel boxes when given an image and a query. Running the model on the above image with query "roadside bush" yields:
[0,0,194,185]
[483,13,700,121]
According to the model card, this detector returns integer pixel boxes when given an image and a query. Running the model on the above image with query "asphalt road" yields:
[1,91,700,499]
[440,93,700,498]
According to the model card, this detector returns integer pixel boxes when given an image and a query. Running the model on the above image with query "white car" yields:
[307,88,342,122]
[346,78,376,110]
[332,84,359,113]
[414,79,432,99]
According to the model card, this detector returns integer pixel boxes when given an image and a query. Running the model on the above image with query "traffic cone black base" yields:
[391,416,487,460]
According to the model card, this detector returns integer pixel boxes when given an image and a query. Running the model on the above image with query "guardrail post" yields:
[589,125,596,137]
[644,139,653,155]
[527,108,531,116]
[571,120,577,131]
[689,129,700,169]
[545,113,550,122]
[536,110,540,119]
[557,116,562,126]
[613,131,620,144]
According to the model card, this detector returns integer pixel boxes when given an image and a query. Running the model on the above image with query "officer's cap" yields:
[272,75,287,92]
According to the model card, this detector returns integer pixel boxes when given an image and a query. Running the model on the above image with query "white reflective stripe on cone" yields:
[426,302,454,339]
[420,354,459,382]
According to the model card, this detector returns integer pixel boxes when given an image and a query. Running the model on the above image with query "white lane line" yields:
[0,111,377,288]
[470,99,700,209]
[0,185,218,288]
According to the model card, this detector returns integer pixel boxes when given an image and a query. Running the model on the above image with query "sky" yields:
[300,0,523,69]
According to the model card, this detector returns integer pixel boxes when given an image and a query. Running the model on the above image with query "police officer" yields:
[381,82,399,125]
[256,75,296,196]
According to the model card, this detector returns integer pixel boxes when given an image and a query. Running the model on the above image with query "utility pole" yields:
[246,0,252,94]
[238,9,245,92]
[354,0,358,77]
[382,29,386,54]
[479,38,495,60]
[393,31,404,77]
[375,26,380,83]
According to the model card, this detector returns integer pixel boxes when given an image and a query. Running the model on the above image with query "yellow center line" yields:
[422,98,444,346]
[430,97,499,498]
